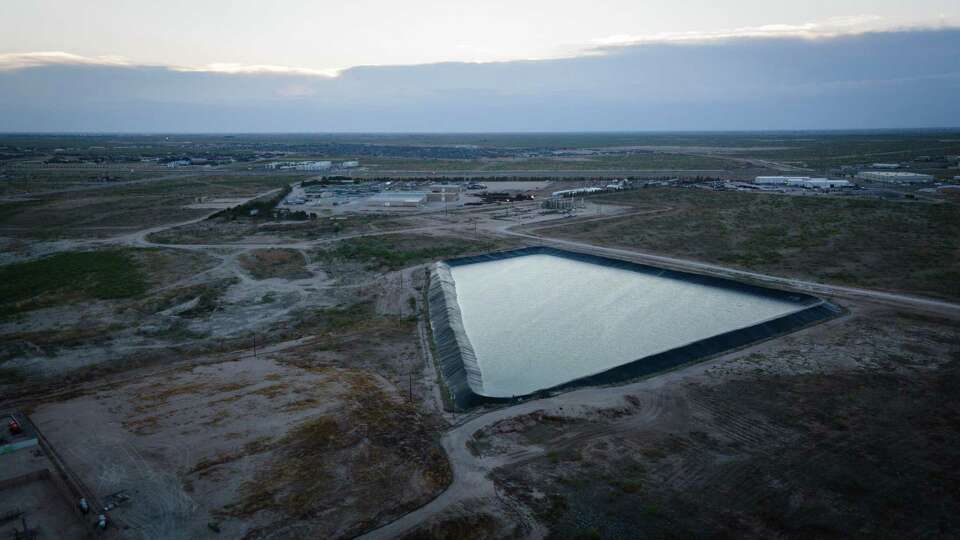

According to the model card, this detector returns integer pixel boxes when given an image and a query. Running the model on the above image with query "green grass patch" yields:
[0,250,148,314]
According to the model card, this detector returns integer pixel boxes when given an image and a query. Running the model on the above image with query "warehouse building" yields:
[366,192,427,207]
[856,171,934,184]
[754,176,852,189]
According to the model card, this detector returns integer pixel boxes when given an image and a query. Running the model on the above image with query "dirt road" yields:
[498,218,960,315]
[32,184,957,537]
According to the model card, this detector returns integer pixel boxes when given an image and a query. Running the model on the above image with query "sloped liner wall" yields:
[428,246,842,411]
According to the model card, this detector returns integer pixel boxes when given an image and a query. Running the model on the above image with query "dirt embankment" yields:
[533,188,960,302]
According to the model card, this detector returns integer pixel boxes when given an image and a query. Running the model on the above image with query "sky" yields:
[1,1,959,131]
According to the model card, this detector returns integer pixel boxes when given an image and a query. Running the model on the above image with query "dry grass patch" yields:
[400,513,506,540]
[239,248,311,280]
[538,188,960,300]
[190,437,278,478]
[220,370,451,538]
[250,383,291,399]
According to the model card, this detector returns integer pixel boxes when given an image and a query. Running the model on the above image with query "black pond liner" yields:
[428,246,843,411]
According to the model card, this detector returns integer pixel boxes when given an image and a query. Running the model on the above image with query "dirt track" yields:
[9,183,960,538]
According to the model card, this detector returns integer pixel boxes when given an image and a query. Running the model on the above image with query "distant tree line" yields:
[211,185,292,221]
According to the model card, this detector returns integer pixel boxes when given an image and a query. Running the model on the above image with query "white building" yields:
[552,187,604,197]
[755,176,808,185]
[754,176,851,189]
[856,171,934,184]
[340,160,360,168]
[605,179,628,190]
[367,192,427,207]
[295,161,332,171]
[806,179,853,188]
[266,160,332,171]
[871,163,901,169]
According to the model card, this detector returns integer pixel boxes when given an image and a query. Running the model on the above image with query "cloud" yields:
[0,29,958,131]
[6,16,957,78]
[0,51,341,78]
[0,51,133,71]
[589,15,952,47]
[171,63,342,78]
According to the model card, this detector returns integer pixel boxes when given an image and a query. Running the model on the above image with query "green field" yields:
[536,189,960,300]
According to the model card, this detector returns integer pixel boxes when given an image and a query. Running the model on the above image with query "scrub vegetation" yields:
[487,308,960,539]
[364,152,734,172]
[536,188,960,300]
[4,132,960,539]
[238,248,310,280]
[318,234,503,271]
[0,250,147,315]
[147,213,414,245]
[223,371,451,538]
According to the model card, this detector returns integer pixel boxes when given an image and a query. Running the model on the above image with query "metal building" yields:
[856,171,934,184]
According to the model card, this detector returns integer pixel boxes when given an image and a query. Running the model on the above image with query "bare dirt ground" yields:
[370,300,960,539]
[487,305,960,539]
[31,354,449,540]
[0,191,524,538]
[4,179,960,539]
[238,248,311,280]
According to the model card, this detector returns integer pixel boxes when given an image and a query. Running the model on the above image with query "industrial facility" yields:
[265,160,359,171]
[426,184,463,203]
[429,247,840,408]
[552,187,605,197]
[367,192,428,207]
[754,176,853,189]
[856,171,934,183]
[0,411,98,537]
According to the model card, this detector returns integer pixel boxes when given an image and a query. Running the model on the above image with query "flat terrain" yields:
[2,132,959,539]
[0,173,297,239]
[531,188,960,301]
[0,441,90,538]
[481,305,960,539]
[33,355,449,539]
[361,153,738,173]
